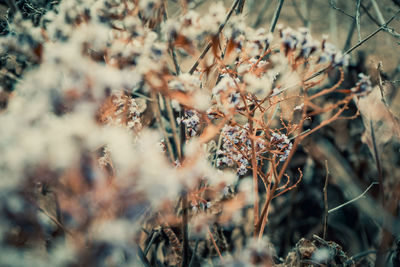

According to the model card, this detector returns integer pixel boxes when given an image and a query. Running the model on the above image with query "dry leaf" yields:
[357,86,400,154]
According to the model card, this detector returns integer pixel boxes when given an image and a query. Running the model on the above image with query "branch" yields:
[345,9,400,55]
[263,0,285,53]
[305,8,400,82]
[329,0,355,19]
[323,161,329,240]
[269,0,285,33]
[361,3,400,39]
[356,0,362,42]
[188,0,241,74]
[328,182,379,213]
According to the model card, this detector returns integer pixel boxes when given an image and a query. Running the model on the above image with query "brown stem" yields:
[208,227,223,261]
[249,117,259,236]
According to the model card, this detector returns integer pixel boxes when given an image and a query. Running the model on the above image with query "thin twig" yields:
[370,0,385,24]
[329,0,355,19]
[137,244,152,267]
[188,0,241,74]
[269,0,285,33]
[163,0,183,76]
[329,0,338,44]
[166,98,182,160]
[249,116,259,235]
[304,0,313,28]
[356,0,362,42]
[37,206,70,236]
[263,0,284,53]
[361,3,382,25]
[208,227,223,261]
[323,160,329,240]
[236,0,245,15]
[345,9,400,55]
[292,0,307,26]
[289,129,311,140]
[144,229,161,256]
[151,91,175,161]
[189,238,200,267]
[252,0,272,28]
[171,48,181,75]
[343,19,356,51]
[349,250,377,262]
[328,182,379,213]
[305,9,400,83]
[361,3,400,39]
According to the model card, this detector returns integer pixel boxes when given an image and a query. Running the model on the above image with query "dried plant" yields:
[0,0,389,266]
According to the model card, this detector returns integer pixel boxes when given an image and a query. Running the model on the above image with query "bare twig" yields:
[289,129,311,140]
[151,91,175,161]
[236,0,245,14]
[163,0,183,76]
[343,19,357,51]
[249,116,259,235]
[292,0,307,26]
[144,229,161,256]
[163,0,183,161]
[348,250,377,263]
[188,0,241,74]
[303,0,313,28]
[263,0,285,53]
[356,0,362,42]
[166,98,182,160]
[328,182,379,214]
[305,8,400,83]
[189,238,200,267]
[171,48,181,75]
[329,0,355,19]
[252,0,272,28]
[344,9,400,55]
[269,0,285,33]
[329,0,338,44]
[370,0,385,24]
[323,160,329,240]
[208,227,223,260]
[305,139,400,236]
[137,244,152,267]
[361,3,400,39]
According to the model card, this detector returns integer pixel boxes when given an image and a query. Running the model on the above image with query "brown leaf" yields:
[211,35,220,59]
[357,86,400,153]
